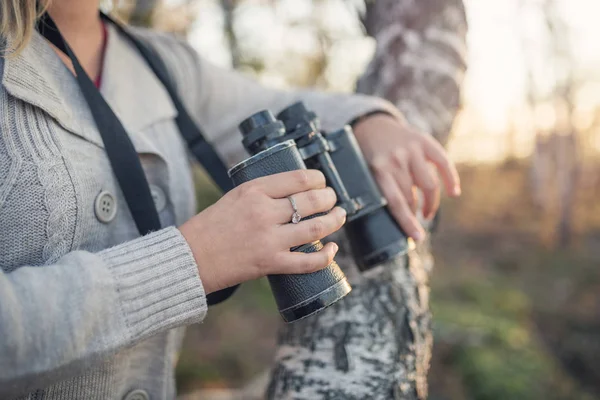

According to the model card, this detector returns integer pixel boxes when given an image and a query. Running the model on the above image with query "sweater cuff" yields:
[348,110,395,128]
[317,94,406,133]
[99,227,207,341]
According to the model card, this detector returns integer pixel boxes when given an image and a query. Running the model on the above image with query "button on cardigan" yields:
[0,22,402,399]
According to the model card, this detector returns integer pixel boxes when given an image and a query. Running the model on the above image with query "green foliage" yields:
[457,346,550,400]
[432,279,591,400]
[176,359,224,387]
[240,278,277,313]
[219,278,277,314]
[193,166,223,212]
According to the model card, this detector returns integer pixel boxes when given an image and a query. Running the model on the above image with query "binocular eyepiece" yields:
[277,102,319,133]
[230,103,410,322]
[239,111,286,154]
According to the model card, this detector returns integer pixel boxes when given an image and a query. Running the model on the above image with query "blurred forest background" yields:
[111,0,600,398]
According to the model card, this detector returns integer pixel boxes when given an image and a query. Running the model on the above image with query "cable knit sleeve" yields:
[0,227,207,398]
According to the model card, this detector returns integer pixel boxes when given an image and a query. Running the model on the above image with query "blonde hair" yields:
[1,0,51,56]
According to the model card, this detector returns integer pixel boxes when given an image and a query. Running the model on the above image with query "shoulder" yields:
[127,26,197,64]
[125,26,202,105]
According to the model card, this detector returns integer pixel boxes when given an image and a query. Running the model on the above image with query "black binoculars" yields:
[228,103,409,322]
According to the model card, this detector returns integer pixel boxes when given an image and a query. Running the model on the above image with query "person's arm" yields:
[0,168,345,398]
[183,53,459,239]
[136,32,458,239]
[131,29,404,168]
[0,227,206,398]
[191,58,404,167]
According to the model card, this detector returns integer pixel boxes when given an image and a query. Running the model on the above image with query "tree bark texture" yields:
[267,1,467,399]
[128,0,160,27]
[357,0,468,146]
[221,0,242,69]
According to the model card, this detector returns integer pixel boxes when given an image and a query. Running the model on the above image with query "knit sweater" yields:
[0,22,401,400]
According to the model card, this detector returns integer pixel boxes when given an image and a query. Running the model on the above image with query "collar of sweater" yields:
[1,23,177,155]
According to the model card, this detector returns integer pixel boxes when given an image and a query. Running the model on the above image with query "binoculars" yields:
[228,103,409,322]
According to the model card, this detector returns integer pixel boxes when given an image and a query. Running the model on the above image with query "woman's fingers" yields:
[278,242,340,274]
[280,206,347,248]
[394,172,418,214]
[422,135,461,197]
[376,171,425,241]
[391,152,418,213]
[273,187,337,224]
[410,149,440,220]
[252,170,327,198]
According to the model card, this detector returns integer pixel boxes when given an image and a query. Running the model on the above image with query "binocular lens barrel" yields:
[277,103,410,271]
[229,113,352,322]
[324,127,409,270]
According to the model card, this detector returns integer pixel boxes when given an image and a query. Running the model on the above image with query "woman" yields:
[0,0,461,399]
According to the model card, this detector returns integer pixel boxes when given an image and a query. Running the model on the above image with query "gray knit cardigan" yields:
[0,23,401,400]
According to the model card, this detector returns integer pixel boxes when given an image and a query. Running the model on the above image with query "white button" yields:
[123,389,149,400]
[149,184,167,212]
[94,190,117,223]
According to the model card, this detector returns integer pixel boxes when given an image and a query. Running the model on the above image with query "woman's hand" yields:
[179,170,346,294]
[353,114,461,242]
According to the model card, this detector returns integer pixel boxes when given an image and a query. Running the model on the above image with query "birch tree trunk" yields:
[128,0,160,26]
[357,0,468,145]
[266,1,467,399]
[221,0,242,69]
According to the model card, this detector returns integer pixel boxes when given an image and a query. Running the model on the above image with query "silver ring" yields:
[288,196,301,224]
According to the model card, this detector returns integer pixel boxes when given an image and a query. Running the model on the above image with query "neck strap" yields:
[36,12,238,305]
